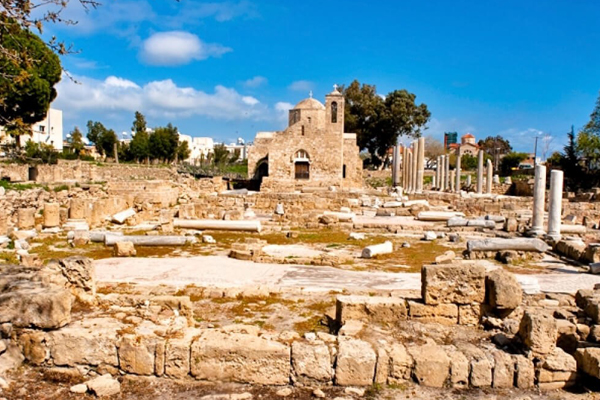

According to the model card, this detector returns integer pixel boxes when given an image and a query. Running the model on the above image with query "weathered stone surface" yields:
[408,301,458,325]
[434,251,456,264]
[361,241,393,259]
[575,347,600,378]
[470,354,493,388]
[408,343,450,388]
[19,330,47,365]
[48,318,121,367]
[513,354,535,389]
[467,238,549,253]
[336,295,407,325]
[421,263,486,305]
[291,341,333,383]
[17,208,36,230]
[388,343,413,381]
[335,339,376,386]
[56,256,95,294]
[0,287,72,329]
[118,335,157,375]
[543,347,577,372]
[114,241,137,257]
[445,347,468,387]
[486,268,522,311]
[190,330,290,385]
[86,374,120,397]
[43,203,61,228]
[165,330,198,379]
[518,311,557,356]
[491,350,514,388]
[458,304,482,326]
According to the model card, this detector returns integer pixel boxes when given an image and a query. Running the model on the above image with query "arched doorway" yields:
[294,150,310,180]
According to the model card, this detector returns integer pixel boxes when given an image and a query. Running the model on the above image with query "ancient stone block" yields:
[69,199,88,219]
[513,356,533,389]
[86,374,120,397]
[335,339,376,386]
[446,347,468,387]
[408,344,450,388]
[458,304,482,326]
[190,331,290,385]
[336,295,407,325]
[421,263,486,305]
[388,343,413,381]
[575,348,600,379]
[518,311,557,356]
[164,331,197,379]
[114,241,136,257]
[470,355,493,388]
[491,350,514,388]
[49,318,121,367]
[291,341,333,384]
[19,330,48,365]
[43,203,60,228]
[0,287,71,329]
[407,301,458,325]
[118,335,157,375]
[17,208,36,230]
[486,268,522,311]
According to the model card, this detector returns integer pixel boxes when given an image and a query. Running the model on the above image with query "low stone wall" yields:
[107,181,179,207]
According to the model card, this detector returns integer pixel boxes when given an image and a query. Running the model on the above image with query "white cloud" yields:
[275,102,294,122]
[288,80,314,92]
[55,74,267,120]
[139,31,231,66]
[243,76,268,88]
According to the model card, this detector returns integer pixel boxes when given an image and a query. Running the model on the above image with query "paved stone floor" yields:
[94,255,600,294]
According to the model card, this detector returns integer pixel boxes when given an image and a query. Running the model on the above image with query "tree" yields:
[500,152,528,175]
[0,16,61,142]
[148,123,178,162]
[68,126,84,156]
[461,154,478,171]
[229,148,241,164]
[341,80,430,165]
[577,91,600,169]
[424,136,444,168]
[477,135,513,155]
[129,111,149,162]
[176,140,191,163]
[213,144,229,165]
[86,120,117,157]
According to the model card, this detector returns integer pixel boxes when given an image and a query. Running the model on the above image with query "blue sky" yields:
[47,0,600,153]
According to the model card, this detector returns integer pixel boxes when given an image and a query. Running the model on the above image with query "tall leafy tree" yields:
[341,80,430,165]
[176,140,191,163]
[68,126,84,156]
[0,16,61,142]
[149,123,179,162]
[577,91,600,168]
[130,111,149,162]
[477,135,513,156]
[86,120,117,157]
[212,144,229,165]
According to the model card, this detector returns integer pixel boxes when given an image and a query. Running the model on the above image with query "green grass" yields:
[0,180,46,191]
[53,184,70,192]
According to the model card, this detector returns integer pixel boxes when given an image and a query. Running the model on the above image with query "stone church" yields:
[247,87,362,192]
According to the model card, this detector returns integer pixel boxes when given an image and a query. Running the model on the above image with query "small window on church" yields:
[301,125,305,136]
[331,102,338,123]
[343,164,346,178]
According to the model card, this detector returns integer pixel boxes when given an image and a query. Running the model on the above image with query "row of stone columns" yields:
[395,137,425,194]
[530,165,564,240]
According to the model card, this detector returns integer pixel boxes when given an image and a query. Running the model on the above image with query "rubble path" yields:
[94,256,600,294]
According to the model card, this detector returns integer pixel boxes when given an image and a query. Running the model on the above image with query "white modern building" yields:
[178,134,215,164]
[223,138,248,160]
[0,108,63,151]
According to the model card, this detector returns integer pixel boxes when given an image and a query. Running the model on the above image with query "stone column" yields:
[450,170,455,192]
[438,156,446,192]
[392,145,400,187]
[407,149,413,193]
[436,156,441,190]
[466,175,472,187]
[43,203,60,228]
[455,151,461,193]
[477,150,484,194]
[530,164,547,236]
[411,142,418,193]
[444,154,450,190]
[547,169,564,241]
[114,142,119,164]
[493,175,500,184]
[18,208,36,230]
[486,159,493,194]
[416,136,425,193]
[432,175,436,189]
[401,146,407,190]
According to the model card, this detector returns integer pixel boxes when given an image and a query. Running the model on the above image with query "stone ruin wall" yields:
[0,160,179,183]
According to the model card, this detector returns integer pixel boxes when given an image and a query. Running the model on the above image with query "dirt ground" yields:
[3,368,600,400]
